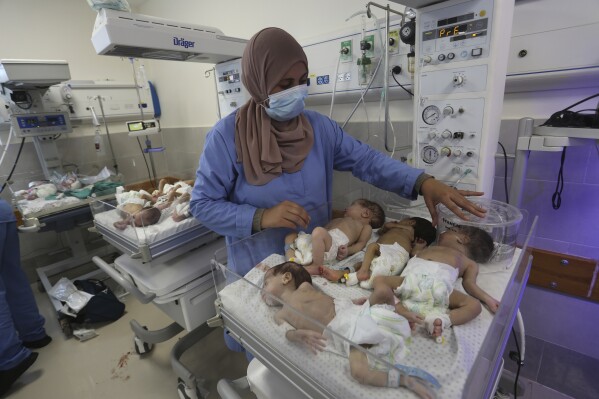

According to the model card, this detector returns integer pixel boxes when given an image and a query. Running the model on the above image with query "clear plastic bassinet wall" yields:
[436,198,525,267]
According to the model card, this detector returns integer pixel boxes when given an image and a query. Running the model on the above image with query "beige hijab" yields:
[235,27,314,186]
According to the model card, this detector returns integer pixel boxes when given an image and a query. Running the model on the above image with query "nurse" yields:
[190,26,485,277]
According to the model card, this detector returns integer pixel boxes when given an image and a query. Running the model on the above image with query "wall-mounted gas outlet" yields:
[340,40,352,63]
[388,30,400,55]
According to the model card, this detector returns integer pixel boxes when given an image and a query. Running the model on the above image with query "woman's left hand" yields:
[420,178,486,226]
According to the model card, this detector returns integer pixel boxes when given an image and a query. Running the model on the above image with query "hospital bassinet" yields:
[210,215,537,399]
[90,177,219,262]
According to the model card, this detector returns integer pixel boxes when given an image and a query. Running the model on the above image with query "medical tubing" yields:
[0,125,15,171]
[341,55,383,129]
[96,95,119,174]
[341,9,381,129]
[329,50,343,119]
[130,58,158,187]
[516,310,525,363]
[0,137,25,194]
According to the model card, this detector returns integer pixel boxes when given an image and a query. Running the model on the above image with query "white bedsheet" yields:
[93,207,199,245]
[219,249,519,399]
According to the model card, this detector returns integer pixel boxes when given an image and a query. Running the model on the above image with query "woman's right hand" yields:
[261,201,310,230]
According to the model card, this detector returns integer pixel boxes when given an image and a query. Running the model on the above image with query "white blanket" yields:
[219,249,519,399]
[93,207,199,245]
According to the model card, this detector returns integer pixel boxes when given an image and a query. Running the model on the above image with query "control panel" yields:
[214,58,250,118]
[413,0,514,194]
[12,112,72,137]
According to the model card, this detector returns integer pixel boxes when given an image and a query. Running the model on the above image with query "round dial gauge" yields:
[422,105,441,125]
[421,145,439,164]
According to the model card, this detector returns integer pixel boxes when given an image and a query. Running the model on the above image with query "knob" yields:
[466,151,474,157]
[443,106,454,117]
[458,107,465,114]
[440,147,451,157]
[441,130,452,139]
[438,54,446,61]
[423,56,432,64]
[447,52,455,60]
[428,131,437,139]
[453,75,464,85]
[453,166,462,174]
[453,131,464,139]
[235,88,241,92]
[454,149,462,157]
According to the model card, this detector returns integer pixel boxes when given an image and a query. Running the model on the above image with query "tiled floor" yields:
[502,333,599,399]
[4,284,254,399]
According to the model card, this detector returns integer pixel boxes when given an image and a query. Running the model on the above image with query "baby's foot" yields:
[356,270,370,281]
[430,319,443,338]
[319,267,345,281]
[304,265,321,275]
[401,375,436,399]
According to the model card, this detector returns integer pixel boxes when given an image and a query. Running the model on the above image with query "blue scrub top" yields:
[190,110,423,276]
[0,200,16,223]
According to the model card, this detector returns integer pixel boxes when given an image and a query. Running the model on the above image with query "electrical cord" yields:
[511,327,523,398]
[0,137,26,194]
[14,92,33,110]
[551,147,566,210]
[391,72,413,96]
[135,136,155,189]
[540,92,599,127]
[498,141,509,203]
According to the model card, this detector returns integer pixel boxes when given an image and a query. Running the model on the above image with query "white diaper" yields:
[324,228,349,263]
[325,299,411,366]
[292,228,349,265]
[115,189,151,208]
[360,243,410,289]
[292,231,313,265]
[175,202,190,217]
[394,257,459,317]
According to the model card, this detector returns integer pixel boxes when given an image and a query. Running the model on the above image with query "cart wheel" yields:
[133,335,153,355]
[176,378,203,399]
[60,318,73,338]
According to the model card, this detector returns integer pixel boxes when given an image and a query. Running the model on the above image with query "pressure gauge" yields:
[399,20,416,45]
[422,105,441,125]
[421,145,439,164]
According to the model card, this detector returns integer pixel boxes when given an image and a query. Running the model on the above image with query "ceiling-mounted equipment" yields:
[0,59,70,89]
[91,8,247,63]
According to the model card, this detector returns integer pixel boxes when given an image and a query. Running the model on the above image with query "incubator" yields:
[436,198,524,266]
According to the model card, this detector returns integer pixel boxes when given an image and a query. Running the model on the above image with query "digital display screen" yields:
[128,122,144,132]
[422,18,488,42]
[437,23,468,38]
[17,115,66,128]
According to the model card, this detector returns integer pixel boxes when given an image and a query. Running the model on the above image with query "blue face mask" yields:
[264,84,308,121]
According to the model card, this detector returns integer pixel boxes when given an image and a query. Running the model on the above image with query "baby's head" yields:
[345,199,385,228]
[409,217,436,246]
[262,261,312,306]
[132,207,161,227]
[438,225,494,263]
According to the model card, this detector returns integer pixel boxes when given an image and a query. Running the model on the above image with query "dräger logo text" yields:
[173,37,195,49]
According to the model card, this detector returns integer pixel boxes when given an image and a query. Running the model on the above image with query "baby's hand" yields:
[286,329,327,355]
[485,297,500,313]
[336,245,348,260]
